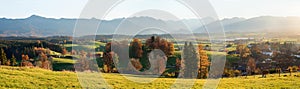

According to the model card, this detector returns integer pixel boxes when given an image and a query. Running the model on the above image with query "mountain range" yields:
[0,15,300,37]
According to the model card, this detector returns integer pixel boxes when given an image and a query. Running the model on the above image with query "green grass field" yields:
[63,41,106,52]
[0,66,81,89]
[1,66,300,89]
[52,58,75,71]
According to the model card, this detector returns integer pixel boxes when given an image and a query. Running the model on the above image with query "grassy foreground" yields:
[1,66,300,89]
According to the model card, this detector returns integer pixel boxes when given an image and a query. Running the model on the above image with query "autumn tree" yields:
[129,38,143,58]
[175,58,181,77]
[146,36,159,49]
[247,57,256,75]
[251,45,261,59]
[6,59,11,66]
[75,50,94,72]
[61,48,68,55]
[22,54,29,61]
[236,44,251,63]
[168,42,175,56]
[158,39,169,56]
[103,42,114,73]
[198,44,210,79]
[236,44,244,54]
[71,50,77,55]
[129,58,143,71]
[0,48,7,65]
[37,52,51,70]
[145,36,174,57]
[21,54,33,67]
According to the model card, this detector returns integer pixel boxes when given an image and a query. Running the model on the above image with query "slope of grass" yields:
[1,66,300,89]
[0,66,81,89]
[52,58,75,71]
[64,41,105,52]
[53,58,75,64]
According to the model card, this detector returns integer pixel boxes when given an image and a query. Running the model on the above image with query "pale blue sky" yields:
[1,0,300,19]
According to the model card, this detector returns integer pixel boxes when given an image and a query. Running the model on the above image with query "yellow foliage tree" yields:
[198,44,210,79]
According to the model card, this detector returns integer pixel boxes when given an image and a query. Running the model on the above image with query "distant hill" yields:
[1,15,300,36]
[0,15,202,36]
[195,16,300,33]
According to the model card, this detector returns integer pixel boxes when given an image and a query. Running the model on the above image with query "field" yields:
[1,66,300,89]
[0,66,81,89]
[52,58,76,71]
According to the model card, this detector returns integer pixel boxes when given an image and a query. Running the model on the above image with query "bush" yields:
[292,66,299,72]
[269,68,277,74]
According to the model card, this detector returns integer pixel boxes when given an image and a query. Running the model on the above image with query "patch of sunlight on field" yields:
[207,51,226,55]
[218,74,300,89]
[64,41,105,49]
[49,50,61,55]
[94,41,106,46]
[95,73,300,89]
[63,44,79,47]
[52,58,75,64]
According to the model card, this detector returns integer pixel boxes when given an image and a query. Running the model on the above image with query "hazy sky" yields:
[1,0,300,20]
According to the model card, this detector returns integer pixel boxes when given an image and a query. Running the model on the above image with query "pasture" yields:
[1,66,300,89]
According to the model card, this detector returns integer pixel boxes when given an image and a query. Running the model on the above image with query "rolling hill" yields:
[1,66,300,89]
[195,16,300,33]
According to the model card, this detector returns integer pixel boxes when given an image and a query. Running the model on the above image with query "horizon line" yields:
[2,14,300,21]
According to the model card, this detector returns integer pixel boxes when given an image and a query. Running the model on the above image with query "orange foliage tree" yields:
[61,48,68,55]
[129,38,143,58]
[21,54,33,67]
[198,44,210,79]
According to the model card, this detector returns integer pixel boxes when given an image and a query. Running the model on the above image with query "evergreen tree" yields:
[113,41,130,71]
[0,48,7,65]
[11,54,17,66]
[181,42,199,78]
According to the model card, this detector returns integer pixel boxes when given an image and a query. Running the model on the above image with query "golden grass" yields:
[1,66,300,89]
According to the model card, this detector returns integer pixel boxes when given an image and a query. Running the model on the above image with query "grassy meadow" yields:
[0,66,81,89]
[1,66,300,89]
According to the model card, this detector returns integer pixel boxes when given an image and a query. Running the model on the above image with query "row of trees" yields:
[100,36,211,79]
[0,40,64,60]
[180,42,210,79]
[34,47,53,70]
[0,48,17,66]
[102,36,176,73]
[0,47,53,70]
